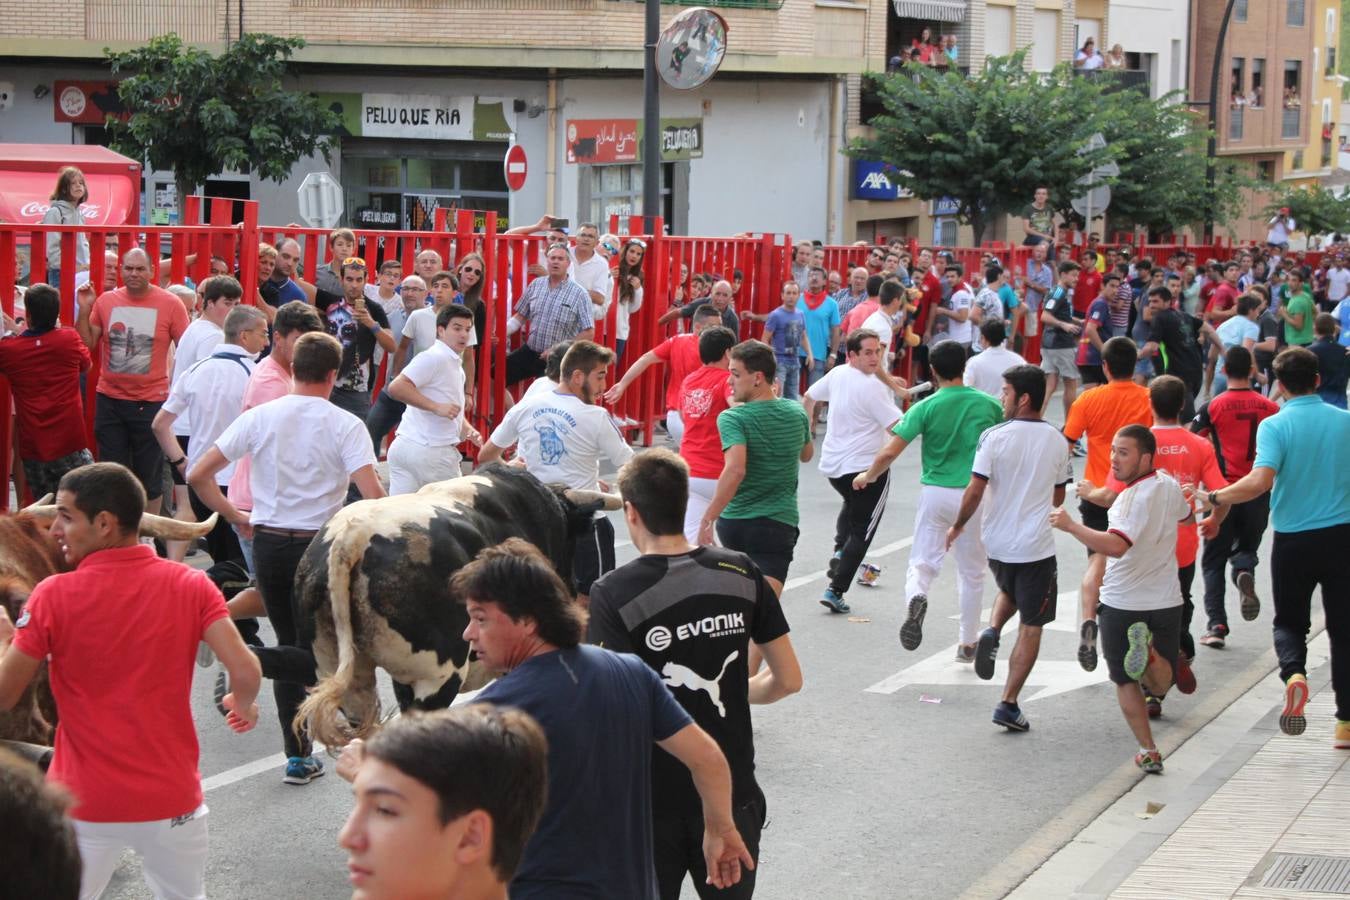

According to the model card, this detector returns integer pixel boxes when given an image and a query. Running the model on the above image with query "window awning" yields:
[892,0,966,23]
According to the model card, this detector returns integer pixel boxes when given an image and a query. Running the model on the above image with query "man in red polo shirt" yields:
[0,462,261,900]
[1205,262,1241,326]
[604,304,719,444]
[0,283,92,499]
[1073,250,1103,316]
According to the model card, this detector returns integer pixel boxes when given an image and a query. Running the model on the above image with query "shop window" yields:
[579,163,687,234]
[340,141,509,231]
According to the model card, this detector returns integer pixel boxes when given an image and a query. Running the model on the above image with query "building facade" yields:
[0,0,882,241]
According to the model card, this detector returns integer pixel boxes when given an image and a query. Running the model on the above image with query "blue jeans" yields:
[806,358,829,390]
[776,354,801,400]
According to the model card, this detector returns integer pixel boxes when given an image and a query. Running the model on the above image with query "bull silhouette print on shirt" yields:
[534,422,566,465]
[662,651,738,718]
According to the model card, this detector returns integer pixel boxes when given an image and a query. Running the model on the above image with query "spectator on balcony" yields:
[1104,44,1127,70]
[1283,87,1301,109]
[942,34,959,67]
[42,167,90,288]
[911,28,936,65]
[1074,38,1104,70]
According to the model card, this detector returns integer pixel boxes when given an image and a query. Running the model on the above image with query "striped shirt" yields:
[716,398,811,526]
[516,275,593,352]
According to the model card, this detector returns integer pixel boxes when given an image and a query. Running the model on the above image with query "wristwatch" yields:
[1208,490,1223,507]
[170,456,187,468]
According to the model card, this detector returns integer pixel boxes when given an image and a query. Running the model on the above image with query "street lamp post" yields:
[1204,0,1239,242]
[643,0,661,224]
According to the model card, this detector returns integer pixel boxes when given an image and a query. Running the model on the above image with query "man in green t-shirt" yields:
[1278,270,1316,347]
[854,340,1003,660]
[701,340,813,596]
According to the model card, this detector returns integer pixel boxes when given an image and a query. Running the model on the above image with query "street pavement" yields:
[96,403,1286,900]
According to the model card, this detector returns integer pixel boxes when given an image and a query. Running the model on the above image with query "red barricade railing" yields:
[2,197,261,508]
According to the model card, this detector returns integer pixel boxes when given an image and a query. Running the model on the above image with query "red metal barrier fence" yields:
[0,199,1264,510]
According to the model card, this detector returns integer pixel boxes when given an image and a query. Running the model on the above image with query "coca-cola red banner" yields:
[0,170,136,226]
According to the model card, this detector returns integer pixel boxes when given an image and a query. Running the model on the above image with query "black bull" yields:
[293,464,610,748]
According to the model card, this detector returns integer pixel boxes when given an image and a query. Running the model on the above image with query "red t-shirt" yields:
[1206,281,1240,316]
[12,545,228,822]
[90,286,190,402]
[0,327,90,460]
[1106,426,1226,567]
[1073,268,1102,316]
[678,364,734,479]
[1193,387,1280,482]
[917,269,942,334]
[653,333,702,412]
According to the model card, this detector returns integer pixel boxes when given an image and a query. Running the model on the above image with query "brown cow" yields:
[0,496,219,747]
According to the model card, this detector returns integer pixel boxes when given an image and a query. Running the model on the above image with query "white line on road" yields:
[781,535,915,593]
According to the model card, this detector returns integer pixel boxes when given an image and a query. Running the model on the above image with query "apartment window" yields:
[1282,61,1302,139]
[1257,160,1274,182]
[1234,0,1247,22]
[1171,40,1182,92]
[1292,150,1304,170]
[579,163,685,233]
[1230,58,1246,109]
[1031,10,1059,72]
[986,6,1014,59]
[1251,59,1265,107]
[1287,0,1305,27]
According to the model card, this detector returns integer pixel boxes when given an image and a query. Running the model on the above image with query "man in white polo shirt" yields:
[479,340,634,604]
[1052,424,1191,775]
[188,332,384,786]
[153,305,268,565]
[803,329,901,614]
[386,305,482,494]
[569,223,614,321]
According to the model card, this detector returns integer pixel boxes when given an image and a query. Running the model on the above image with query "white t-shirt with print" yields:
[1099,472,1191,612]
[971,418,1073,563]
[804,365,900,478]
[214,394,376,530]
[487,390,633,491]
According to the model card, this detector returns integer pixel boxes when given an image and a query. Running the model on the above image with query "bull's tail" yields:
[294,537,371,749]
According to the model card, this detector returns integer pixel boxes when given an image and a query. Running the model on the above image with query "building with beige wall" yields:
[0,0,888,239]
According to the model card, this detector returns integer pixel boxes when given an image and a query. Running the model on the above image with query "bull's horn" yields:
[19,504,57,522]
[563,489,623,511]
[20,493,54,513]
[138,511,220,540]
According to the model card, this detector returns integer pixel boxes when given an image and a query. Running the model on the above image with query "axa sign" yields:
[853,160,913,201]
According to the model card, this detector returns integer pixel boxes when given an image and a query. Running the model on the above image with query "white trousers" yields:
[683,476,721,545]
[905,484,987,645]
[666,409,684,446]
[76,805,209,900]
[388,437,463,496]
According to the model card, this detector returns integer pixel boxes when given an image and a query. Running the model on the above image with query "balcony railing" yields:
[1073,68,1151,95]
[1229,106,1244,140]
[1282,106,1301,139]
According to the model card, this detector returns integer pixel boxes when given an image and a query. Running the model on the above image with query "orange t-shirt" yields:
[1106,425,1227,567]
[91,286,190,402]
[1063,379,1152,486]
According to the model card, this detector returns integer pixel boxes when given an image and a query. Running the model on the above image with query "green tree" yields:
[1096,87,1254,237]
[1259,184,1350,236]
[847,52,1117,244]
[105,33,338,210]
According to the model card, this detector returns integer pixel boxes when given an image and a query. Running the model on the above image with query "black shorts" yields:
[654,789,765,900]
[988,556,1058,627]
[1077,363,1106,386]
[1098,602,1182,687]
[169,435,190,486]
[93,395,166,500]
[573,516,616,596]
[1080,498,1110,558]
[716,516,799,584]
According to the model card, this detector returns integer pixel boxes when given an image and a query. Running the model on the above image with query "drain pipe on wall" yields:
[826,75,845,244]
[546,71,558,214]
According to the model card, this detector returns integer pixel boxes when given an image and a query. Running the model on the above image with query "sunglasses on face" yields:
[461,267,483,276]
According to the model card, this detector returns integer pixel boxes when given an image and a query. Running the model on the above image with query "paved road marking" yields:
[782,536,915,593]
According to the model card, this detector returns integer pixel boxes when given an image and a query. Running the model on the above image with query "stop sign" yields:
[504,144,528,192]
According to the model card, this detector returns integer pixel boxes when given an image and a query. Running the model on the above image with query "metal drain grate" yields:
[1259,854,1350,894]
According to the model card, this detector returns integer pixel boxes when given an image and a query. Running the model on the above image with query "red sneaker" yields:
[1175,655,1197,695]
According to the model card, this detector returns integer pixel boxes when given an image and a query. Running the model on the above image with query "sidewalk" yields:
[1009,630,1348,899]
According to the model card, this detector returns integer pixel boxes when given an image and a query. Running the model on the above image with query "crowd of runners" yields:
[0,166,1348,900]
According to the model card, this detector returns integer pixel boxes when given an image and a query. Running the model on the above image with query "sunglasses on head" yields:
[343,256,366,268]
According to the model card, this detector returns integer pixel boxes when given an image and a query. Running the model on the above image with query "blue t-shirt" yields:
[1252,395,1350,532]
[269,276,307,305]
[1215,315,1259,374]
[1336,299,1350,347]
[799,294,840,363]
[476,644,693,900]
[998,283,1021,317]
[764,306,807,359]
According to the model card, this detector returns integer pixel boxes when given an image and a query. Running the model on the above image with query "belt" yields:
[253,525,319,538]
